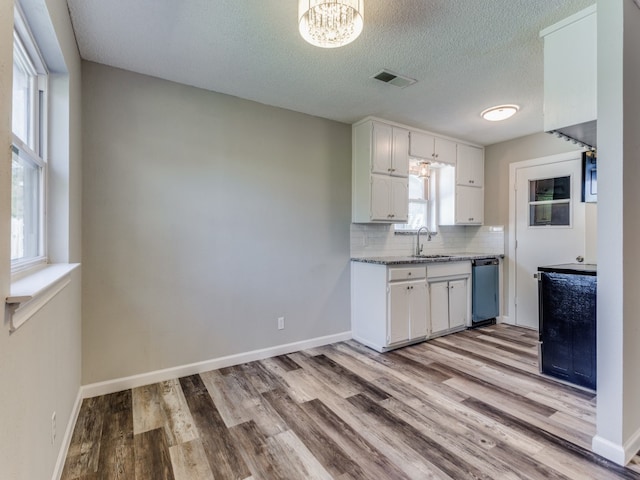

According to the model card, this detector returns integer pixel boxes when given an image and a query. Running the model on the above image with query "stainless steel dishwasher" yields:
[471,258,499,327]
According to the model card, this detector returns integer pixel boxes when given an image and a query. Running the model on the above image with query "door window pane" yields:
[529,175,571,227]
[530,203,570,226]
[529,176,570,202]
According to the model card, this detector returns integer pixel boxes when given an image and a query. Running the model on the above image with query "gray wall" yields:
[81,62,352,384]
[484,132,595,318]
[484,131,583,226]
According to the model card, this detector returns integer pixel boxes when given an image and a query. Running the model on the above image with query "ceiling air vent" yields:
[372,69,417,89]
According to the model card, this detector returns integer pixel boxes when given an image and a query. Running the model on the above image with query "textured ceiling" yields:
[66,0,595,146]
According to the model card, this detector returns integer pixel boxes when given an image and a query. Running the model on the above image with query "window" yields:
[11,5,48,270]
[395,161,437,232]
[529,176,571,227]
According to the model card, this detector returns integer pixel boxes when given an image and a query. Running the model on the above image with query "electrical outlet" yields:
[277,317,285,330]
[51,411,56,445]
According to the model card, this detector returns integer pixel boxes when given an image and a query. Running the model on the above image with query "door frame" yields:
[507,150,584,328]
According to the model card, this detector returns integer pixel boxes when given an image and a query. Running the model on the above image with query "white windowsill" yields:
[6,263,80,333]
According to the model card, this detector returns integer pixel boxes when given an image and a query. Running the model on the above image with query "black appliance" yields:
[538,263,597,390]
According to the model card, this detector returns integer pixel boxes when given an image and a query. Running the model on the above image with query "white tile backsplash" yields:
[350,224,504,258]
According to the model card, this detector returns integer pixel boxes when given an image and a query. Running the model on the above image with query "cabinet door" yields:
[455,186,484,224]
[370,175,391,221]
[390,177,409,222]
[409,282,429,339]
[448,279,468,329]
[434,137,457,165]
[542,8,596,132]
[429,281,450,334]
[391,128,409,177]
[371,122,393,175]
[456,144,484,187]
[409,131,434,159]
[388,283,410,345]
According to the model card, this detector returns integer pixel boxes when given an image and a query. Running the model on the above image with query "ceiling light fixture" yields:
[481,104,520,122]
[418,162,431,179]
[298,0,364,49]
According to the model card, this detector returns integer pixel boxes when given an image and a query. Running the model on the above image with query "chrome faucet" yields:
[416,226,432,255]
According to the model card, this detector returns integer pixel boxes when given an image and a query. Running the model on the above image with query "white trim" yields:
[51,390,83,480]
[352,115,484,149]
[592,428,640,466]
[81,331,353,398]
[6,263,80,332]
[507,151,583,329]
[539,4,596,38]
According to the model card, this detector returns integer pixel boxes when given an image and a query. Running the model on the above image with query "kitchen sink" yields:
[412,254,454,259]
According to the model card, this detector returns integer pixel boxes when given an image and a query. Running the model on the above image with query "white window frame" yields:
[395,168,438,234]
[527,175,573,229]
[11,3,48,274]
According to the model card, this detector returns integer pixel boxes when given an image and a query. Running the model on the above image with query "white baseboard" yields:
[592,428,640,466]
[52,389,83,480]
[81,331,352,399]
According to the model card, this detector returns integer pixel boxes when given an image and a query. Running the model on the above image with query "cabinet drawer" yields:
[388,266,426,282]
[427,262,471,279]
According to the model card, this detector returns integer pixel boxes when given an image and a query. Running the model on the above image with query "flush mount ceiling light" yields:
[298,0,364,48]
[481,104,520,122]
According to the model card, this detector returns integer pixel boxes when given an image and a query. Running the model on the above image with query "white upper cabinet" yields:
[540,5,596,132]
[370,121,409,177]
[409,131,456,165]
[455,186,484,225]
[353,119,409,223]
[353,117,484,225]
[438,161,484,226]
[456,144,484,188]
[370,175,408,222]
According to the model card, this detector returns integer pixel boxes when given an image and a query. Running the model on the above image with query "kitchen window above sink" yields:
[395,160,438,233]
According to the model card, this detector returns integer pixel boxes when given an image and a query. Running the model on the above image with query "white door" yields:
[448,279,468,329]
[370,175,391,221]
[391,128,409,177]
[371,122,392,175]
[390,177,409,222]
[514,157,585,329]
[409,282,429,339]
[388,283,410,344]
[455,186,484,224]
[429,281,450,334]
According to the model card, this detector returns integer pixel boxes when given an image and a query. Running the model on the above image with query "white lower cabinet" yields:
[351,262,429,352]
[388,280,428,344]
[428,262,471,336]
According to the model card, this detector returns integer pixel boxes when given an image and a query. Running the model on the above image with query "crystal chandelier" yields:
[298,0,364,48]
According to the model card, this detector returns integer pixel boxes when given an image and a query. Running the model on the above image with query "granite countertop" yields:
[538,263,597,275]
[351,253,504,265]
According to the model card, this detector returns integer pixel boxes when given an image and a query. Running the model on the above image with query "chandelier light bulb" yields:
[298,0,364,48]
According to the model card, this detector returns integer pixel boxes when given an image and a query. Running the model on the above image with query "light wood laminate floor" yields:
[61,325,640,479]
